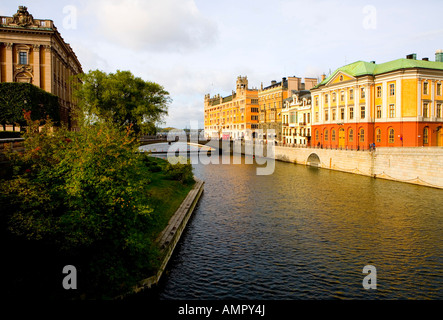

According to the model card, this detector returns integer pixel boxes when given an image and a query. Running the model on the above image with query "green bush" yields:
[164,157,194,184]
[140,152,163,172]
[1,112,161,297]
[0,83,60,127]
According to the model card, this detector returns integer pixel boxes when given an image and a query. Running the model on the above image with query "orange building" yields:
[310,52,443,149]
[204,76,259,140]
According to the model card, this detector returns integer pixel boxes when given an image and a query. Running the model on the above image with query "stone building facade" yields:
[0,6,83,129]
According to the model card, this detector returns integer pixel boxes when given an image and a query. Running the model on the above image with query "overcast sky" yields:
[2,0,443,129]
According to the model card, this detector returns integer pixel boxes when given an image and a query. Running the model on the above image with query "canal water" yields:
[149,154,442,300]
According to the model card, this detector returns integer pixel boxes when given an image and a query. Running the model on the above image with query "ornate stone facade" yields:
[0,6,83,129]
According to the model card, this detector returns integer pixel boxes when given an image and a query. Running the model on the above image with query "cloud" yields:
[88,0,218,52]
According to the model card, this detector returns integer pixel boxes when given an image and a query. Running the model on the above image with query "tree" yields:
[73,70,170,135]
[1,113,160,296]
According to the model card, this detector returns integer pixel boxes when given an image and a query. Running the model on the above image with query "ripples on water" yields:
[152,156,442,300]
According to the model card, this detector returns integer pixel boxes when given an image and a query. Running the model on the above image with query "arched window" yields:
[359,128,365,142]
[423,127,429,144]
[325,129,329,141]
[331,129,336,141]
[349,129,354,142]
[376,128,381,143]
[315,130,319,141]
[388,128,395,144]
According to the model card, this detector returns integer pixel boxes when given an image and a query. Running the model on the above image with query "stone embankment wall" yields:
[119,178,204,298]
[273,146,443,188]
[240,143,443,189]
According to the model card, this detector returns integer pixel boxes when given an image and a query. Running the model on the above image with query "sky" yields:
[1,0,443,129]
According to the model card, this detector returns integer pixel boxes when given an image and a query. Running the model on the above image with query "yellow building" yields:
[310,52,443,148]
[204,76,259,140]
[258,77,317,142]
[0,6,83,129]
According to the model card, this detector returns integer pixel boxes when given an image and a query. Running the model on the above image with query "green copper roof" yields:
[315,58,443,89]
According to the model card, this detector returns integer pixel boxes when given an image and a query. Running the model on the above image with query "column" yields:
[43,45,52,93]
[0,42,2,82]
[32,44,41,88]
[5,43,13,82]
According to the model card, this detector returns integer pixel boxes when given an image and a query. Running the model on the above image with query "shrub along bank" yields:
[0,113,194,299]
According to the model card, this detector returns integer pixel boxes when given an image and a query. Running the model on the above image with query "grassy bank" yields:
[144,156,195,238]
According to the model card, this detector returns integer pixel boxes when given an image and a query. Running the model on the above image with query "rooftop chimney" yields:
[422,57,429,61]
[406,53,417,60]
[321,74,326,81]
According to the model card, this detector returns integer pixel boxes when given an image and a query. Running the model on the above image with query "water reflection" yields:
[150,153,442,299]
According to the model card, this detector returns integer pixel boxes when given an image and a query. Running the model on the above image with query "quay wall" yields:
[240,144,443,189]
[118,178,204,298]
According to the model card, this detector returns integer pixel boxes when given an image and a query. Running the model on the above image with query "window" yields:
[376,129,381,143]
[438,83,442,96]
[332,92,336,102]
[349,89,354,100]
[423,102,429,118]
[361,87,365,99]
[41,21,46,27]
[389,104,395,118]
[316,130,319,141]
[390,84,395,96]
[332,108,336,121]
[349,129,354,142]
[349,107,354,119]
[332,129,336,141]
[376,105,382,118]
[325,94,329,104]
[340,91,345,102]
[360,106,365,119]
[340,108,345,120]
[325,130,329,141]
[359,129,365,142]
[423,82,429,95]
[325,109,329,121]
[423,127,429,144]
[315,96,319,107]
[19,51,28,65]
[1,17,6,24]
[376,86,382,98]
[389,128,395,144]
[437,104,442,118]
[340,75,344,81]
[315,112,319,122]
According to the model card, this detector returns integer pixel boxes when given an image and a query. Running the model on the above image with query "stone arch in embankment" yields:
[306,153,321,167]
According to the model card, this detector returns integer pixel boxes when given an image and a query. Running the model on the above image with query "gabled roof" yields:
[314,58,443,89]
